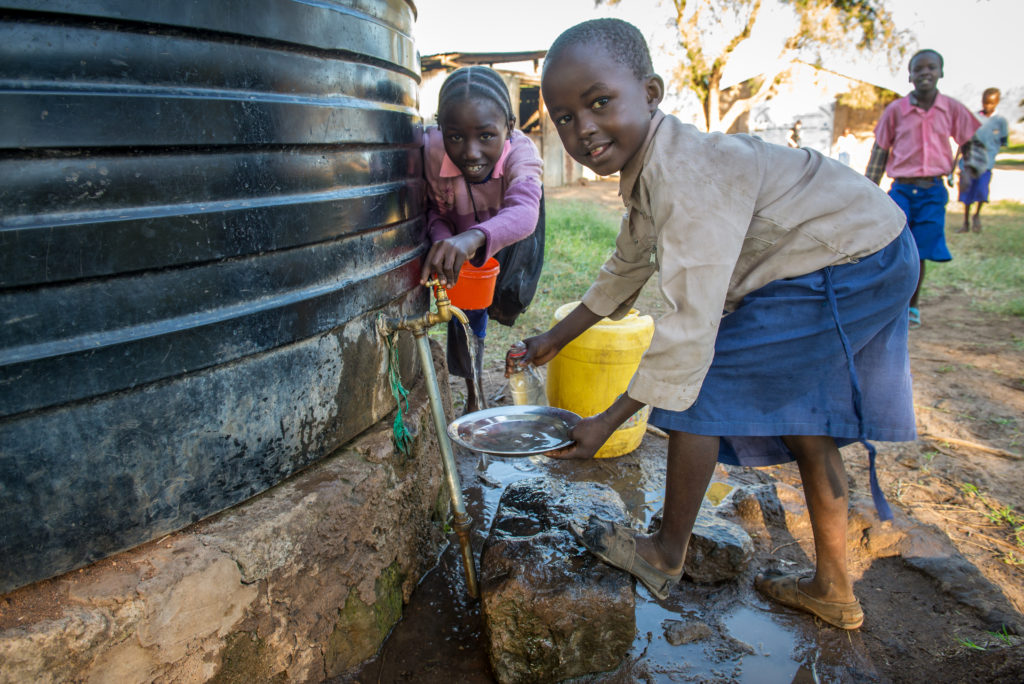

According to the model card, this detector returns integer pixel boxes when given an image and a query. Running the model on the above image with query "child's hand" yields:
[419,229,486,286]
[543,414,615,460]
[504,333,561,377]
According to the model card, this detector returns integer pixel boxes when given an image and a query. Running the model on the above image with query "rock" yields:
[662,619,713,646]
[684,510,754,583]
[648,507,754,584]
[480,477,635,684]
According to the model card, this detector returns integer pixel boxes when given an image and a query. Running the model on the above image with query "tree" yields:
[600,0,907,132]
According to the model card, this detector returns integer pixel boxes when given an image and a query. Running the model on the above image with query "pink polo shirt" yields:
[873,93,979,178]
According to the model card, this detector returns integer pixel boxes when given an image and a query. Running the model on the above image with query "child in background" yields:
[510,18,918,630]
[957,87,1009,234]
[832,127,857,166]
[421,66,543,413]
[865,49,979,328]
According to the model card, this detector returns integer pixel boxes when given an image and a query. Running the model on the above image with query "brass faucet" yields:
[379,278,468,337]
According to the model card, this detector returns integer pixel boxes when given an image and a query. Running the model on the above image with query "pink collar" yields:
[439,139,513,179]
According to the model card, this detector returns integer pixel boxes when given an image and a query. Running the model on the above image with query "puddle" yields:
[630,600,806,683]
[350,439,877,683]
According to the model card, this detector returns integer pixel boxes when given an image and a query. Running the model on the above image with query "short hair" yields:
[545,18,653,81]
[983,87,1001,100]
[436,66,514,127]
[909,49,943,69]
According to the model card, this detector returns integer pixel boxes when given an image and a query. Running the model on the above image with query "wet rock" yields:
[662,618,713,646]
[649,508,754,583]
[729,482,796,532]
[480,477,635,684]
[685,510,754,583]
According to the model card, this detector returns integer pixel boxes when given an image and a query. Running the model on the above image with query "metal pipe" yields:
[378,278,478,598]
[413,329,478,598]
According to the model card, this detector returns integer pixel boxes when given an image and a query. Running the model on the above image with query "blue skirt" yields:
[649,227,919,517]
[958,169,992,204]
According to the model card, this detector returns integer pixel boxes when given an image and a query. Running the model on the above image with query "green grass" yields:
[994,143,1024,168]
[925,201,1024,317]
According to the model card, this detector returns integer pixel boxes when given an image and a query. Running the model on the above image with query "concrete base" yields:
[0,343,452,683]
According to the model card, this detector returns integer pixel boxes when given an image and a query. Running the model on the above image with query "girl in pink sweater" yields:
[421,66,543,412]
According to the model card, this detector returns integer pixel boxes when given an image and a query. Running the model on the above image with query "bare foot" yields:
[972,215,983,233]
[956,221,970,234]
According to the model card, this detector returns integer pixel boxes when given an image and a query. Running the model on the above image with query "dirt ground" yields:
[534,180,1024,680]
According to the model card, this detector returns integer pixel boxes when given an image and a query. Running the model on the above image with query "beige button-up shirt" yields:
[581,111,907,412]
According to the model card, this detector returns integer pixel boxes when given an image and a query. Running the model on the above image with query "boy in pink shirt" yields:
[866,49,979,328]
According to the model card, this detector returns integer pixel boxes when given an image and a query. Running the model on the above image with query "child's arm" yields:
[505,301,603,374]
[467,138,543,262]
[547,392,645,460]
[866,100,898,185]
[420,226,485,286]
[865,144,889,185]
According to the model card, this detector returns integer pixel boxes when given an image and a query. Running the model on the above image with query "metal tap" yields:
[378,278,468,337]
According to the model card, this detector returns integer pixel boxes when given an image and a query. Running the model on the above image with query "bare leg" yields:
[781,434,855,602]
[909,259,925,309]
[633,431,720,573]
[972,202,984,232]
[958,203,971,233]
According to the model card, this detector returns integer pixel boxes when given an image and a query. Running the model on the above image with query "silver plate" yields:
[447,405,581,456]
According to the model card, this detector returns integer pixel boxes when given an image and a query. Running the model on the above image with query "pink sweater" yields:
[423,127,543,266]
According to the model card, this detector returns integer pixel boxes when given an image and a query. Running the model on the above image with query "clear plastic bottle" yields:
[507,342,547,406]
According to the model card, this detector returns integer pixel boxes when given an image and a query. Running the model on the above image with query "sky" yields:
[411,0,1022,117]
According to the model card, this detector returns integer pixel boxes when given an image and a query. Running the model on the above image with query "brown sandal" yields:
[755,572,864,629]
[569,516,683,600]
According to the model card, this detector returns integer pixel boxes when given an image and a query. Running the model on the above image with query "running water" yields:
[457,316,488,411]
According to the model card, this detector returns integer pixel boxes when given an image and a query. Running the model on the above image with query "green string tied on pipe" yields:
[381,321,414,456]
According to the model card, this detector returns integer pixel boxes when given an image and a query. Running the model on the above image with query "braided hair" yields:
[546,18,653,81]
[436,66,515,130]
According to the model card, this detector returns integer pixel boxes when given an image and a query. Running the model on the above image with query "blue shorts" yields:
[958,169,992,205]
[650,226,918,466]
[888,179,951,262]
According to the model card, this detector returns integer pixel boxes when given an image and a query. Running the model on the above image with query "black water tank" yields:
[0,0,425,594]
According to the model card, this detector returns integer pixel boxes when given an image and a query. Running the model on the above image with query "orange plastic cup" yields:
[445,257,500,310]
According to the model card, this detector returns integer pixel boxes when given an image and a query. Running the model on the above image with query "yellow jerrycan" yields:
[546,301,655,458]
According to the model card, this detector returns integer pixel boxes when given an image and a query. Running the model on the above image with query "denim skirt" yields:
[649,226,919,469]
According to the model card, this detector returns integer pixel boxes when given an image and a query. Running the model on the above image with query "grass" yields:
[925,200,1024,317]
[958,482,1024,566]
[995,143,1024,169]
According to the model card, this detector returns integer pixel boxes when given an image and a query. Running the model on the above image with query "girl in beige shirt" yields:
[507,18,918,631]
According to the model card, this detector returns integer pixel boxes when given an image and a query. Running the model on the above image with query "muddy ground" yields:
[353,180,1024,683]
